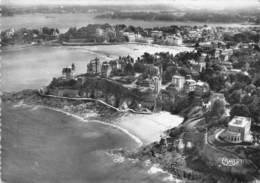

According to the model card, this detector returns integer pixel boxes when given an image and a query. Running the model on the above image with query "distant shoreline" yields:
[61,41,127,46]
[1,42,193,53]
[96,17,259,26]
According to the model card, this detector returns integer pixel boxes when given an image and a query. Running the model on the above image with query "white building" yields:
[151,30,163,38]
[223,116,252,143]
[6,28,15,38]
[96,28,104,36]
[165,35,183,46]
[145,37,154,44]
[184,79,197,92]
[194,81,209,95]
[221,49,233,61]
[172,75,186,91]
[101,61,112,78]
[152,76,161,94]
[123,32,136,42]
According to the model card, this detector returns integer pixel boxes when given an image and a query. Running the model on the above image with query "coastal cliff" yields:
[47,76,159,111]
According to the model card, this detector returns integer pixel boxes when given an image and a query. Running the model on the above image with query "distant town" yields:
[1,23,260,47]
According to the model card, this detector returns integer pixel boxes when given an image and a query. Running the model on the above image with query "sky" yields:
[3,0,260,9]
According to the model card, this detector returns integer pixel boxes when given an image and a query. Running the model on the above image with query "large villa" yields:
[220,116,253,144]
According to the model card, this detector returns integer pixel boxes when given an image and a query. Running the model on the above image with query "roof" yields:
[229,116,251,128]
[196,81,206,86]
[151,30,162,33]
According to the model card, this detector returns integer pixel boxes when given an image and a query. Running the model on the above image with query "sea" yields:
[2,44,192,92]
[2,13,258,32]
[2,102,181,183]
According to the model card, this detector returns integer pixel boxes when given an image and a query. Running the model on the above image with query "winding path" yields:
[38,93,152,114]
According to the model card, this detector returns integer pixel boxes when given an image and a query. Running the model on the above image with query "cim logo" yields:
[218,157,243,167]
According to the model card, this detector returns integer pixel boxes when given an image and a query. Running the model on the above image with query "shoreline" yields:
[5,91,184,147]
[41,105,144,147]
[2,41,194,52]
[9,99,183,148]
[9,99,144,147]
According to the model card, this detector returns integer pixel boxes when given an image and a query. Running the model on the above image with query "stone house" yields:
[62,64,75,80]
[101,61,112,78]
[87,57,101,75]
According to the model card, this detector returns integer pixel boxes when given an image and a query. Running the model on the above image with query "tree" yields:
[230,104,250,117]
[133,62,145,73]
[228,89,242,105]
[210,99,226,118]
[248,97,260,123]
[235,73,251,86]
[163,65,178,83]
[241,95,255,105]
[254,78,260,87]
[124,63,134,75]
[42,27,54,35]
[245,84,256,94]
[142,52,155,64]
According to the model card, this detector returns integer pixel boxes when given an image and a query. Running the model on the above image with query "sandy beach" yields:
[16,99,183,147]
[43,104,183,146]
[116,112,184,145]
[77,43,193,59]
[51,103,183,146]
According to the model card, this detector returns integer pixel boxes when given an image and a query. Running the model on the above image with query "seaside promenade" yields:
[39,93,152,114]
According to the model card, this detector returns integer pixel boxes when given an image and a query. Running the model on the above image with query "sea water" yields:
[2,103,180,183]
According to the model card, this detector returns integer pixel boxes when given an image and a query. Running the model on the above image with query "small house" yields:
[62,64,75,80]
